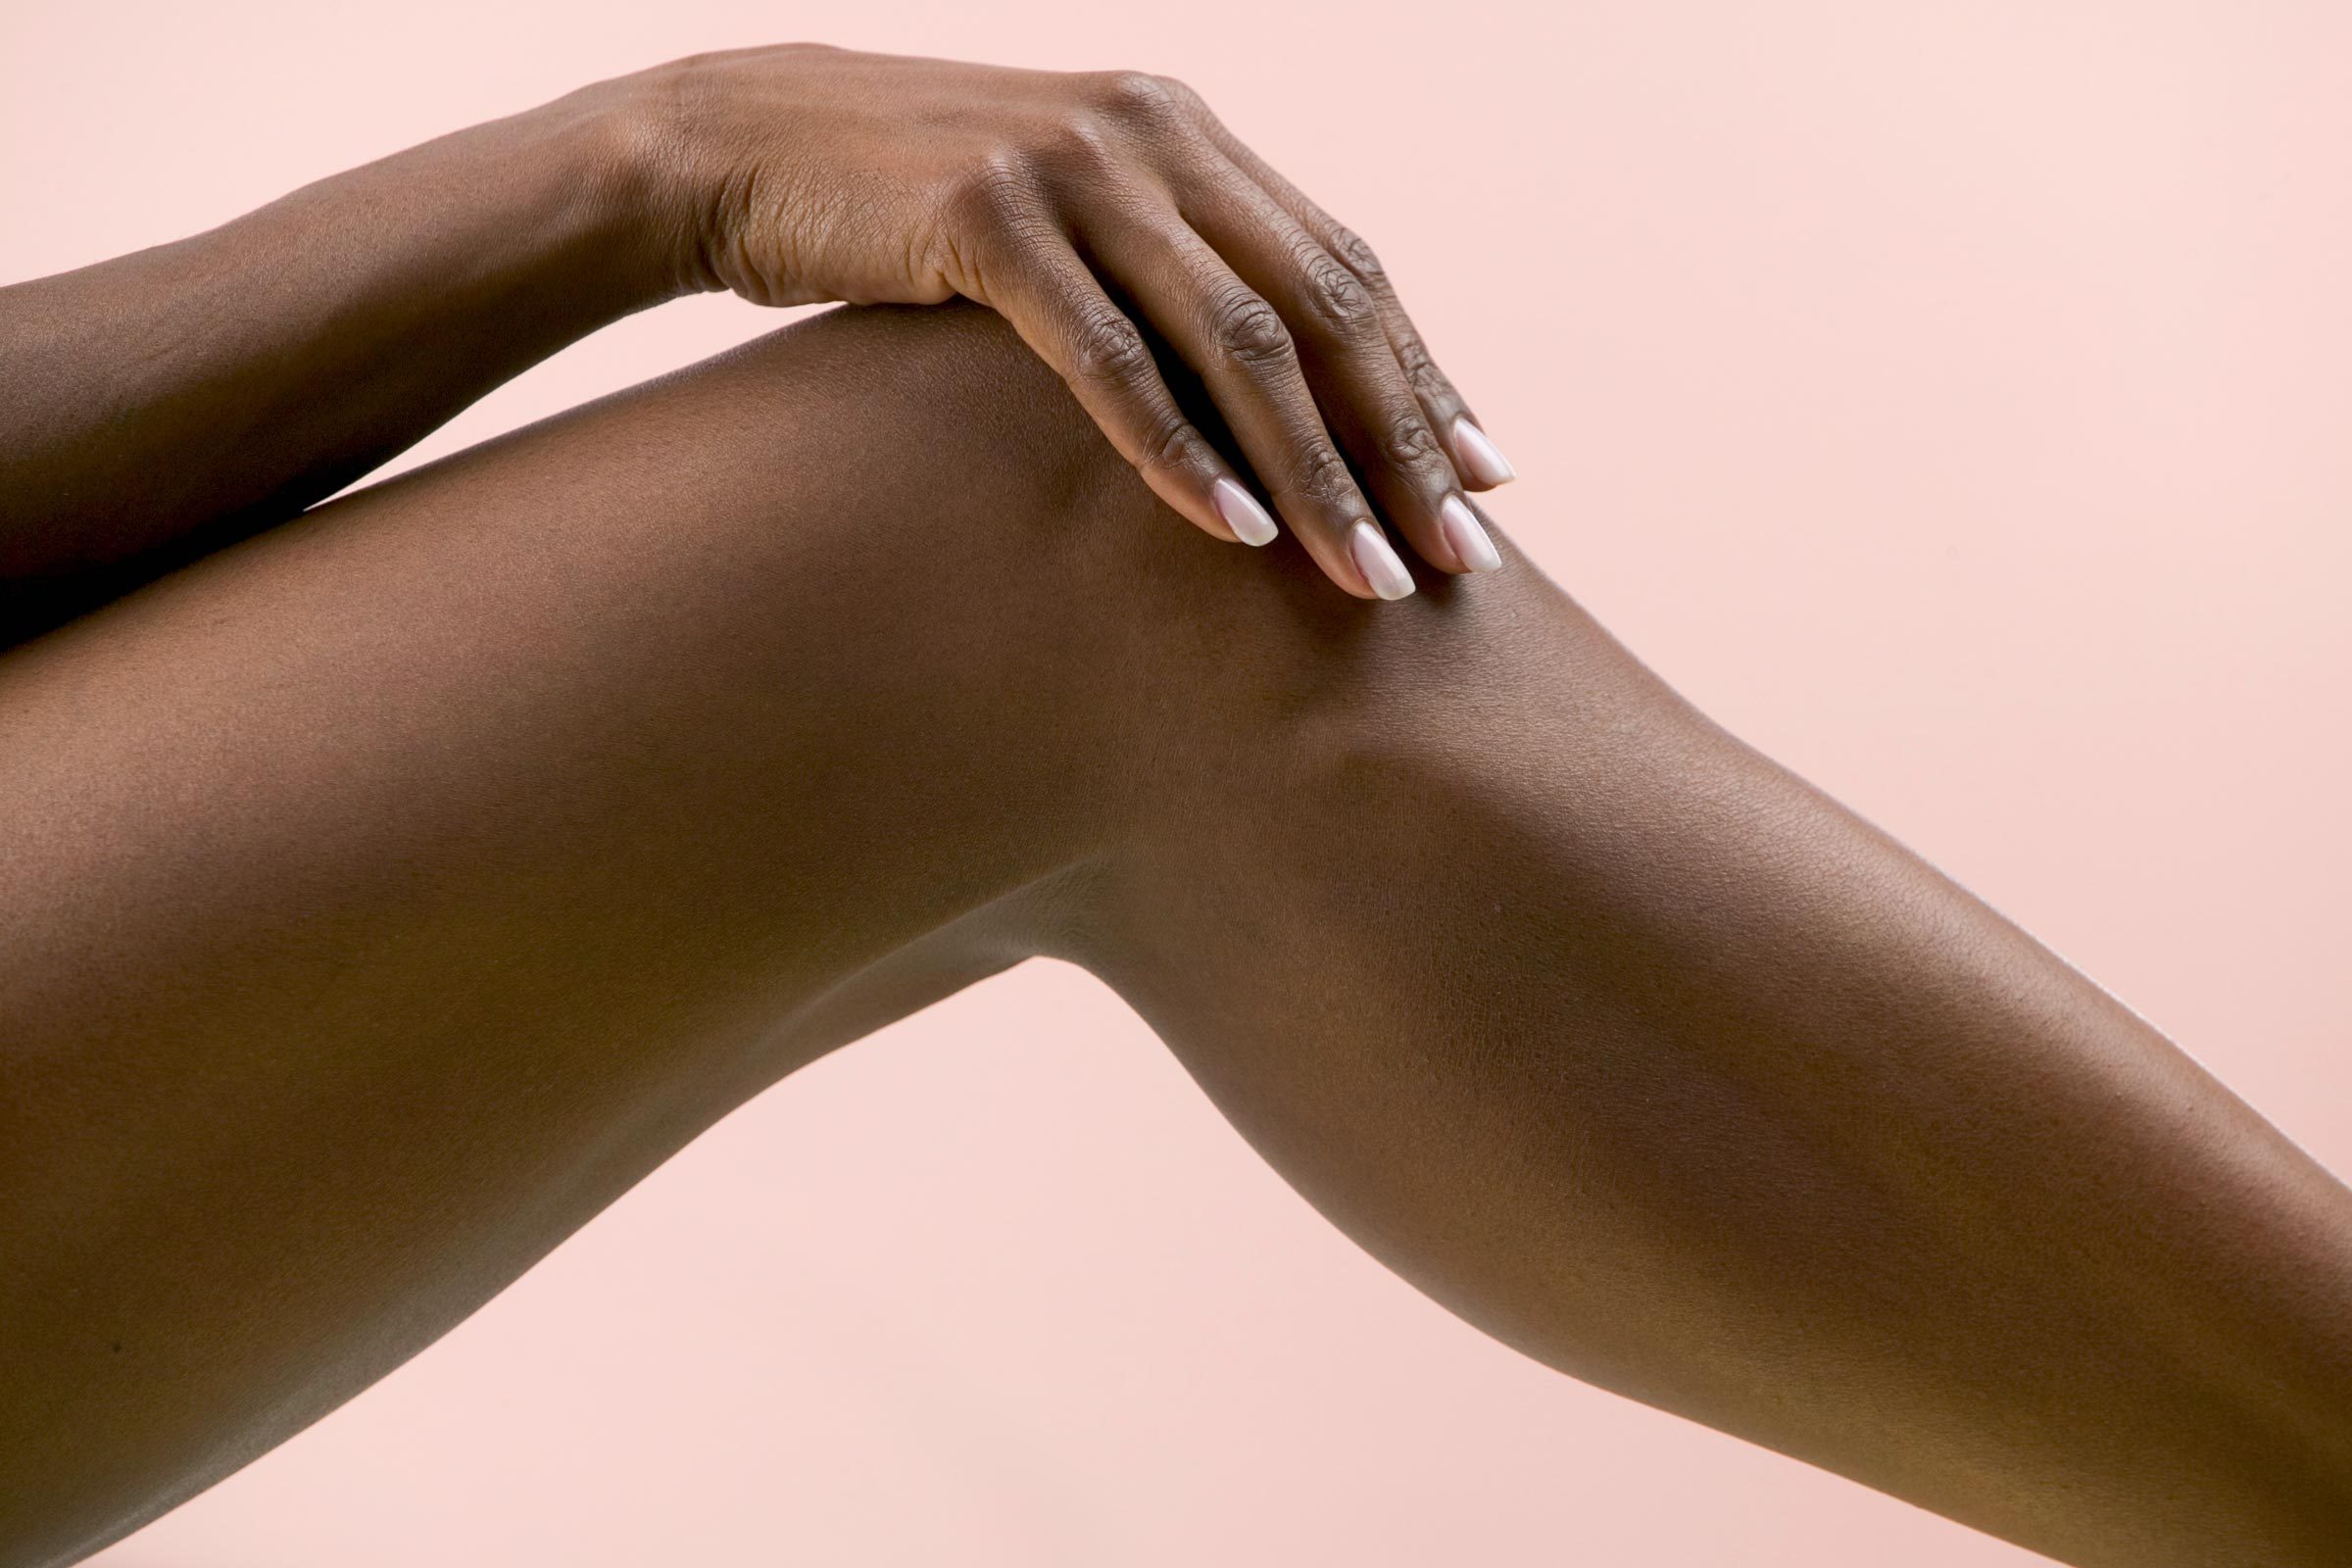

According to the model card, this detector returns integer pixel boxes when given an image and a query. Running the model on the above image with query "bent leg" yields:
[0,301,1219,1562]
[4,298,2349,1568]
[1084,507,2352,1559]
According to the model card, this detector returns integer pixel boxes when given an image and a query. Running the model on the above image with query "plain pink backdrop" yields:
[7,2,2348,1563]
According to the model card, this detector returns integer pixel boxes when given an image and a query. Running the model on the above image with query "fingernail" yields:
[1211,476,1279,546]
[1348,520,1416,600]
[1452,417,1517,486]
[1439,494,1503,573]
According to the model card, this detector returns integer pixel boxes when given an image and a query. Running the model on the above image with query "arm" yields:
[0,83,674,600]
[0,44,1517,636]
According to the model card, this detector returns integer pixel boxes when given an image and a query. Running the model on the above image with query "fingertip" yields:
[1450,416,1518,488]
[1348,520,1417,601]
[1210,474,1280,547]
[1438,494,1504,574]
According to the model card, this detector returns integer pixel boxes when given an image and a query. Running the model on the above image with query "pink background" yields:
[7,2,2349,1563]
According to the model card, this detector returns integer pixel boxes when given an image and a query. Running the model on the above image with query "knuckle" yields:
[1380,416,1447,474]
[1067,308,1156,387]
[1206,289,1294,367]
[1395,334,1456,406]
[1295,244,1378,337]
[1038,112,1122,178]
[1136,416,1198,472]
[1327,223,1388,284]
[956,149,1043,224]
[1290,441,1358,506]
[1089,69,1179,121]
[1155,74,1206,114]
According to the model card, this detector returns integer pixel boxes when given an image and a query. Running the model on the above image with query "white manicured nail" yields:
[1451,417,1517,486]
[1348,521,1416,600]
[1439,494,1502,573]
[1211,476,1279,546]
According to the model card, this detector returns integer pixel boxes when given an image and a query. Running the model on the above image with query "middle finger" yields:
[1080,206,1420,601]
[1181,157,1499,575]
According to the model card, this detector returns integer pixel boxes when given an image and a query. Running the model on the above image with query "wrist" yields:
[547,67,727,306]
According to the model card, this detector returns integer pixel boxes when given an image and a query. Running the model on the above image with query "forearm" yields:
[1091,566,2352,1562]
[0,74,688,594]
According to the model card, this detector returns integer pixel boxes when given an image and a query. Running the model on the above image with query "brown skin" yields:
[3,49,2351,1568]
[0,43,1501,621]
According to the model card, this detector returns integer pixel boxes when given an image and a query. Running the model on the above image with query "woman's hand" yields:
[623,45,1515,600]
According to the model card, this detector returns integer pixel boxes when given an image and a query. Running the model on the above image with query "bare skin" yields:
[3,48,2351,1568]
[0,43,1507,625]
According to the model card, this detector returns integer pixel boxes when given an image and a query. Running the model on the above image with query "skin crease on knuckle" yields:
[954,152,1050,242]
[1395,333,1459,416]
[1065,306,1156,391]
[1379,416,1450,486]
[1325,223,1388,288]
[947,161,1066,303]
[1289,440,1363,512]
[1205,288,1295,368]
[1088,69,1186,128]
[1134,415,1203,480]
[1293,242,1382,343]
[1033,111,1129,188]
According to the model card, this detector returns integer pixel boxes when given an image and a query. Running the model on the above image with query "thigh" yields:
[0,300,1213,1559]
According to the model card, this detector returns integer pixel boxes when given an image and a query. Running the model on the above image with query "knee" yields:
[731,299,1598,865]
[781,300,1552,671]
[751,300,1154,553]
